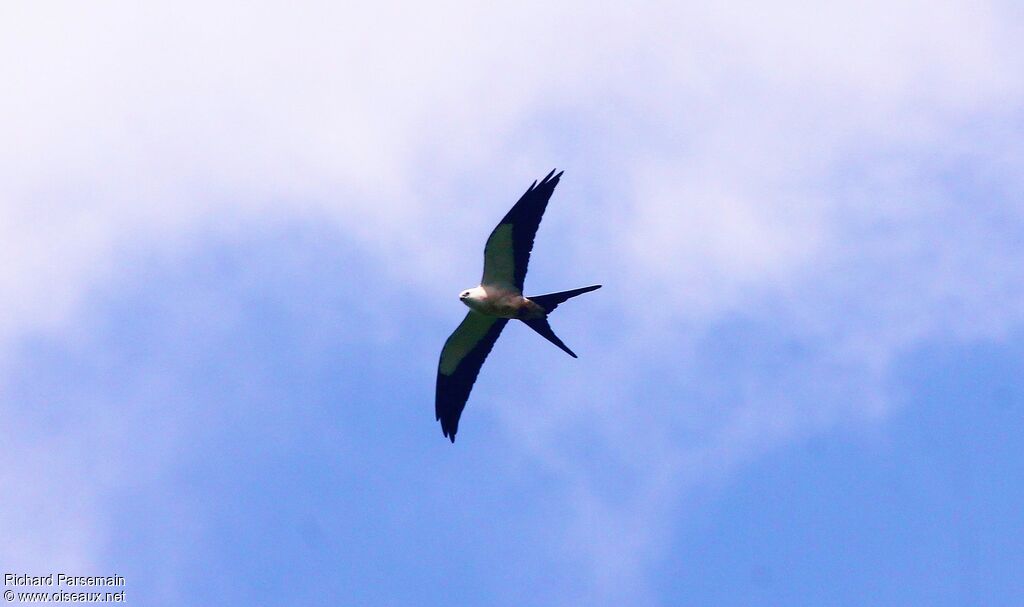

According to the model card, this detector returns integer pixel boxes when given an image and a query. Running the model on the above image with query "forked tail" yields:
[528,284,602,314]
[521,318,578,358]
[521,284,601,357]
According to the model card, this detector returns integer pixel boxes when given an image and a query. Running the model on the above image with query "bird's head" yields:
[459,286,486,309]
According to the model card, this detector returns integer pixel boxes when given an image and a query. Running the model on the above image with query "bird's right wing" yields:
[481,169,563,291]
[435,311,509,442]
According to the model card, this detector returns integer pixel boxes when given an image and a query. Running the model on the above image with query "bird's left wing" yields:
[436,311,509,442]
[481,169,563,291]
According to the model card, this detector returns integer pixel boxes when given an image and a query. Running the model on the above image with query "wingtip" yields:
[542,168,563,185]
[524,169,562,194]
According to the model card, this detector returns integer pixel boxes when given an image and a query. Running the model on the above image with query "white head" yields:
[458,286,487,310]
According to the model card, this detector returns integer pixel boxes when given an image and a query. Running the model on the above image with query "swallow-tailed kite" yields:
[435,170,601,442]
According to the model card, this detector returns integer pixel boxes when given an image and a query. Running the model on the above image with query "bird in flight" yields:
[435,169,601,442]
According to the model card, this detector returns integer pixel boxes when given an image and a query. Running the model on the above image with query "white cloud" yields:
[3,1,1021,337]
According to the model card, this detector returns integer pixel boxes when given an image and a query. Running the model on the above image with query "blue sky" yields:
[3,2,1024,605]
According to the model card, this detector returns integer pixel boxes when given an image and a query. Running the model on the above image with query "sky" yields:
[2,1,1023,605]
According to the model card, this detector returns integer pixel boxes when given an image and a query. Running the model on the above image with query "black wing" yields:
[435,311,509,442]
[481,169,563,291]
